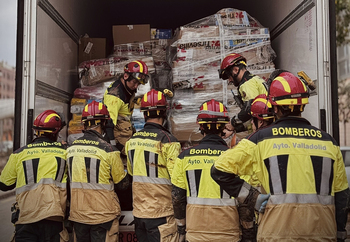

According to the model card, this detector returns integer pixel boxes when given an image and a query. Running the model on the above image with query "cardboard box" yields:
[79,37,106,64]
[113,24,151,45]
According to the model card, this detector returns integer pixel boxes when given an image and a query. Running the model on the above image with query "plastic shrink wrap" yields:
[69,35,173,144]
[169,8,276,143]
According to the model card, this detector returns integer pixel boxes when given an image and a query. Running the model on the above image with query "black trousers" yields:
[15,220,63,242]
[73,220,114,242]
[134,217,167,242]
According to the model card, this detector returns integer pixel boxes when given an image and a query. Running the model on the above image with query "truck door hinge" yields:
[24,61,30,77]
[324,61,330,78]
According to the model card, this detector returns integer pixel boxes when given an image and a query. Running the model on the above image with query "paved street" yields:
[0,194,15,242]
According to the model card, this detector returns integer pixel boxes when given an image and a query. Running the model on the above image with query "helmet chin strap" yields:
[231,65,244,87]
[124,74,137,94]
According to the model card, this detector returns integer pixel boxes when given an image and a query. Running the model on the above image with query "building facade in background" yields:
[337,45,350,147]
[0,61,15,149]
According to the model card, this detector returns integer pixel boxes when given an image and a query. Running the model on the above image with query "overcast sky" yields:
[0,0,17,67]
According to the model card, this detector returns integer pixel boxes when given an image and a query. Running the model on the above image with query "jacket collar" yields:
[200,134,228,147]
[144,122,169,132]
[238,71,253,88]
[274,116,311,125]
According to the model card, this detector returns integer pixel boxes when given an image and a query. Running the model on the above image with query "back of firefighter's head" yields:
[123,60,149,91]
[33,110,65,141]
[197,99,230,136]
[218,53,247,87]
[141,89,168,122]
[251,94,274,130]
[268,71,309,118]
[81,100,110,132]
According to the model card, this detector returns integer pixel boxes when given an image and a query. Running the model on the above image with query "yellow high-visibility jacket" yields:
[238,72,267,103]
[0,137,67,224]
[125,122,181,218]
[212,117,349,241]
[236,71,267,124]
[172,134,241,242]
[103,77,135,126]
[67,130,126,224]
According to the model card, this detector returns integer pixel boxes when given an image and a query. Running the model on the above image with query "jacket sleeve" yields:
[114,173,131,191]
[171,154,187,220]
[163,141,182,177]
[0,153,17,191]
[237,99,254,123]
[211,139,257,202]
[109,150,127,184]
[103,92,123,126]
[172,185,187,220]
[335,188,350,239]
[210,165,245,198]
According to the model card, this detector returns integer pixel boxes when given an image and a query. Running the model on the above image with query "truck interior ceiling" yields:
[51,0,304,56]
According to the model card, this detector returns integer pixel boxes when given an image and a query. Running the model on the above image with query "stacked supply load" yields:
[109,36,174,130]
[67,82,111,145]
[79,56,155,87]
[68,80,153,145]
[110,38,173,91]
[73,38,162,144]
[169,8,276,143]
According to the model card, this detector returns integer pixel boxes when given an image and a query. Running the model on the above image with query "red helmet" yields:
[219,53,247,80]
[197,99,230,124]
[268,72,309,106]
[33,110,63,134]
[141,89,168,112]
[251,94,274,120]
[124,60,149,84]
[82,100,110,123]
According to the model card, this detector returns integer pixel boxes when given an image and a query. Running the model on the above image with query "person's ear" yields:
[258,119,264,128]
[123,73,129,80]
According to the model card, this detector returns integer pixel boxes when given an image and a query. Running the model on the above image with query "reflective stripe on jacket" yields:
[126,122,181,218]
[213,117,348,241]
[171,134,241,241]
[0,137,67,224]
[67,130,126,224]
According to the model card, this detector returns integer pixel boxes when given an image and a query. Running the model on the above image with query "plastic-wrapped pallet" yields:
[110,39,173,92]
[111,40,170,64]
[79,56,155,87]
[169,8,276,143]
[68,82,110,145]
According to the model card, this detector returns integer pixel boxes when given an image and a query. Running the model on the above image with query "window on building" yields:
[338,45,346,59]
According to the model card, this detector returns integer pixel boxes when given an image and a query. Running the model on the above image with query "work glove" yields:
[177,225,186,242]
[231,116,247,133]
[254,194,270,213]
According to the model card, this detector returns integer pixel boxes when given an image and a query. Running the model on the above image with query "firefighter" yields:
[171,99,241,242]
[0,110,68,242]
[236,94,274,242]
[250,94,274,132]
[67,100,129,242]
[125,89,181,242]
[218,53,267,135]
[211,71,350,241]
[103,60,149,155]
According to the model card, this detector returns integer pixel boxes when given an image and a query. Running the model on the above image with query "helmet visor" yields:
[132,72,149,84]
